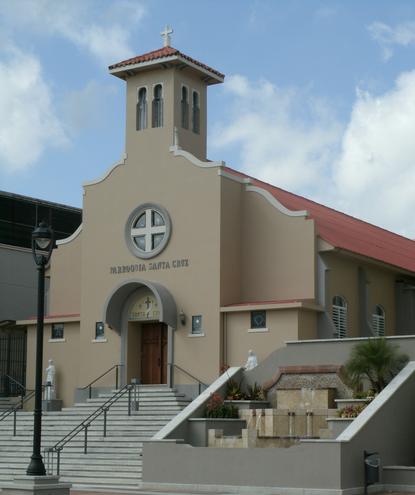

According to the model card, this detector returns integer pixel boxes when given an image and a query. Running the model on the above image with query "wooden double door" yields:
[141,323,167,384]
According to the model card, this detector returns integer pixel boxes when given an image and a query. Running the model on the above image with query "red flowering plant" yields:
[205,393,238,418]
[338,404,366,418]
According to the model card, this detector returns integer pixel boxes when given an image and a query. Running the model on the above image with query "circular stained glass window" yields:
[125,203,171,259]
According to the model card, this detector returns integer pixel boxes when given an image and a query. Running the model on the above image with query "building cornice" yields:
[217,169,251,184]
[83,153,127,189]
[245,185,308,218]
[169,146,224,168]
[0,243,33,254]
[18,314,81,325]
[221,301,324,313]
[56,224,83,246]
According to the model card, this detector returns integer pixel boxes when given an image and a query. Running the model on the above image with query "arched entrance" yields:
[103,279,177,387]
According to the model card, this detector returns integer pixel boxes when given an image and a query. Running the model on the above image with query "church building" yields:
[18,32,415,407]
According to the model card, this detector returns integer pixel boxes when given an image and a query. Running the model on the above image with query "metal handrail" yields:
[79,364,123,399]
[172,364,207,395]
[46,382,137,475]
[0,385,44,436]
[3,374,27,394]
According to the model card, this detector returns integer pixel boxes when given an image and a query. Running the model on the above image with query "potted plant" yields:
[205,393,239,418]
[224,381,269,410]
[187,393,246,447]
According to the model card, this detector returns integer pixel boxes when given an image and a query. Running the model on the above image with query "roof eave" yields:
[326,246,415,277]
[109,55,224,84]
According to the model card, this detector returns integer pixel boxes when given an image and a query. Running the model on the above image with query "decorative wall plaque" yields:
[128,293,160,321]
[125,203,171,259]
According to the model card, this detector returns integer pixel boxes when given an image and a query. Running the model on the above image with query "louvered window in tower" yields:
[332,295,347,338]
[152,84,163,128]
[192,90,200,134]
[136,87,147,131]
[372,305,385,337]
[181,86,189,129]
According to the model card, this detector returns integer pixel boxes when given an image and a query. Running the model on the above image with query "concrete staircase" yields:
[0,385,190,491]
[0,396,20,411]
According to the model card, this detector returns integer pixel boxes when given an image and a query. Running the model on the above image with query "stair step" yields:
[0,386,190,489]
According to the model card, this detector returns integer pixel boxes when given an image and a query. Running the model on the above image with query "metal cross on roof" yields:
[161,25,173,47]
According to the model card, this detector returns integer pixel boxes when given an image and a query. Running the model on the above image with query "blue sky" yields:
[1,1,415,237]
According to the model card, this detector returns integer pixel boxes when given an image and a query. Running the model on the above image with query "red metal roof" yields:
[225,167,415,274]
[224,299,311,307]
[44,313,80,319]
[109,46,224,80]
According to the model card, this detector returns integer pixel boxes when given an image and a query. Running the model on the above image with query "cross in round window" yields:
[125,203,171,259]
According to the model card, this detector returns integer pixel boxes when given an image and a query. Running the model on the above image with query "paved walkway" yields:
[71,491,415,495]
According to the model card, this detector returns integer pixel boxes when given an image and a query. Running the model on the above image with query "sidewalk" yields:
[70,491,415,495]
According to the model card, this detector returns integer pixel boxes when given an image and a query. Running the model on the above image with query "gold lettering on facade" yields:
[109,259,189,275]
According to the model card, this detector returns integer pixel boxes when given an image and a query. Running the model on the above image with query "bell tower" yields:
[109,27,224,162]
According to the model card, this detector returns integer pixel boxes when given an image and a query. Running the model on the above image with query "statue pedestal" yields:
[42,400,62,412]
[1,476,71,495]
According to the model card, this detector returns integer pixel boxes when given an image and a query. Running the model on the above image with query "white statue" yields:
[44,359,56,400]
[244,349,258,371]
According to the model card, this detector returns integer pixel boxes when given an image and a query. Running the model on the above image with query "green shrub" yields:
[245,382,267,401]
[344,338,408,394]
[226,379,245,400]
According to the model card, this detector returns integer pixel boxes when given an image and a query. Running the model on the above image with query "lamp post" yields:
[26,222,55,476]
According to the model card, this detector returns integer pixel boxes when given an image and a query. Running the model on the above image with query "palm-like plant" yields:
[344,338,408,394]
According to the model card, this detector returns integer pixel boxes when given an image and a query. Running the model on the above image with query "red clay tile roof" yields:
[224,167,415,274]
[109,46,224,79]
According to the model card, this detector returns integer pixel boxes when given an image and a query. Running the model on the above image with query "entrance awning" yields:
[103,279,177,331]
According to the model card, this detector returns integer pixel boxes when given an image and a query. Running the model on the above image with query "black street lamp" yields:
[26,221,55,476]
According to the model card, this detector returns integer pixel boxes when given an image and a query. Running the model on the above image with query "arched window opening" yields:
[332,295,347,338]
[192,90,200,134]
[181,86,189,129]
[136,87,147,131]
[152,84,163,128]
[372,305,385,337]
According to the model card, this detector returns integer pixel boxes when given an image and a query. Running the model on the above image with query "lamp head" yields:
[179,309,186,326]
[32,221,55,266]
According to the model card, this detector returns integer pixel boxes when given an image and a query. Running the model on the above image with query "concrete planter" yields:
[326,417,354,437]
[187,418,246,447]
[224,400,269,410]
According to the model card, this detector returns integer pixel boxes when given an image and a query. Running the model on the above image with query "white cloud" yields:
[333,71,415,237]
[0,44,67,173]
[212,72,415,238]
[368,21,415,61]
[62,81,116,133]
[0,0,146,65]
[211,75,343,197]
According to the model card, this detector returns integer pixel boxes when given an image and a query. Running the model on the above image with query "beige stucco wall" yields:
[219,175,317,306]
[298,309,318,340]
[127,321,141,383]
[324,251,398,337]
[125,67,207,162]
[26,321,80,407]
[220,177,243,306]
[80,122,222,386]
[240,189,316,302]
[366,264,396,335]
[48,232,82,315]
[225,309,301,367]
